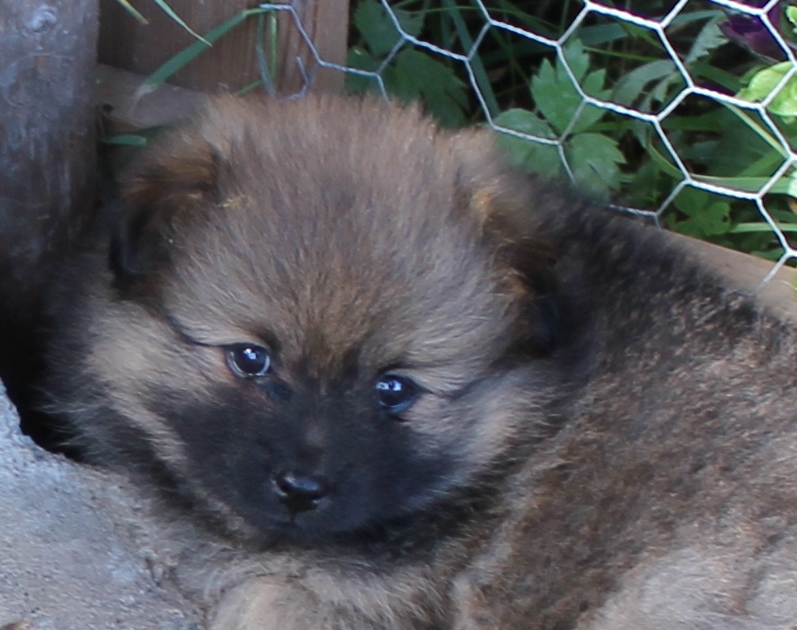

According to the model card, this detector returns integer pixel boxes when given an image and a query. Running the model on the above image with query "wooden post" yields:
[98,0,350,95]
[0,0,98,440]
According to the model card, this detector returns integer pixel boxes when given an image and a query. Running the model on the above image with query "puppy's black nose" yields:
[274,471,329,513]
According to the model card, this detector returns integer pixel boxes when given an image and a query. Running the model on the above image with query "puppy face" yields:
[64,97,560,542]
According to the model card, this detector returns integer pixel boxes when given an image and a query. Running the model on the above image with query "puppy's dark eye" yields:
[226,344,271,378]
[375,374,419,414]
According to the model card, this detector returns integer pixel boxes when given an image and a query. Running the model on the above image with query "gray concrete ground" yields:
[0,383,203,630]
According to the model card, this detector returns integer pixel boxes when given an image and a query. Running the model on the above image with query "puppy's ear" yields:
[109,132,220,289]
[454,131,561,356]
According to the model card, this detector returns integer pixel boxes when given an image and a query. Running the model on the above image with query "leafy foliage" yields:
[346,0,468,127]
[343,0,797,260]
[114,0,797,261]
[494,40,624,199]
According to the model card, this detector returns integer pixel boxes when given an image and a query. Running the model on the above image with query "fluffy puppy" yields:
[46,95,797,629]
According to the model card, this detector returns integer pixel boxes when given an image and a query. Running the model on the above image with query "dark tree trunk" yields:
[0,0,99,444]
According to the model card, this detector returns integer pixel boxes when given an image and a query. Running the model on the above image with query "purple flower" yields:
[719,2,791,61]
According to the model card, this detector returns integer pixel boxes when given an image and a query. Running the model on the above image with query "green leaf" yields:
[393,7,423,39]
[353,0,422,58]
[565,132,624,197]
[384,49,468,127]
[729,222,797,233]
[673,187,709,218]
[683,16,726,65]
[787,168,797,198]
[721,103,787,159]
[531,40,609,135]
[152,0,209,45]
[137,8,260,96]
[787,5,797,32]
[581,66,609,99]
[770,76,797,117]
[737,62,791,102]
[114,0,147,24]
[674,202,732,237]
[562,38,590,82]
[570,103,607,135]
[344,46,382,94]
[670,188,733,238]
[737,61,797,117]
[441,0,498,117]
[493,109,561,178]
[578,22,629,47]
[494,108,555,138]
[612,59,678,107]
[354,0,401,57]
[531,58,579,134]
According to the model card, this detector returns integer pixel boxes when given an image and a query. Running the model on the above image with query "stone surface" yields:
[0,383,203,630]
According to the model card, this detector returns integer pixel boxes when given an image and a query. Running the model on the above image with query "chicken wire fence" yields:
[259,0,797,284]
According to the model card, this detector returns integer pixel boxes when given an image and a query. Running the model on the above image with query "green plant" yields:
[344,1,797,260]
[114,0,208,43]
[493,39,625,199]
[345,0,470,127]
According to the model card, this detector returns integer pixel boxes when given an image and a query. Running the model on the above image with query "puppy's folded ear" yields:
[109,132,220,290]
[453,131,561,357]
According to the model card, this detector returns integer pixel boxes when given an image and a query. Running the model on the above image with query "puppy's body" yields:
[46,96,797,628]
[453,208,797,629]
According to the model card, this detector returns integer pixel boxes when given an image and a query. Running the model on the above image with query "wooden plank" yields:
[96,64,206,135]
[97,0,350,94]
[674,233,797,322]
[272,0,350,94]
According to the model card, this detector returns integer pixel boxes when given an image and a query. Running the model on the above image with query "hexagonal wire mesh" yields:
[261,0,797,285]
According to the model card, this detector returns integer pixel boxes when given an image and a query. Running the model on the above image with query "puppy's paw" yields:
[210,577,320,630]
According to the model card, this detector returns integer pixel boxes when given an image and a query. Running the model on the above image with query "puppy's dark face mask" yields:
[87,97,562,543]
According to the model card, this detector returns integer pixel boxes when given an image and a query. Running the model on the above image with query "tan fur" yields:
[45,95,797,629]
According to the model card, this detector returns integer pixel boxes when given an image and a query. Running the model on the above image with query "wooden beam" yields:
[96,64,206,135]
[97,0,350,95]
[674,233,797,322]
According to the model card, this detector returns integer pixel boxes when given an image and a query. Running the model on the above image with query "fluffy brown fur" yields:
[45,95,797,629]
